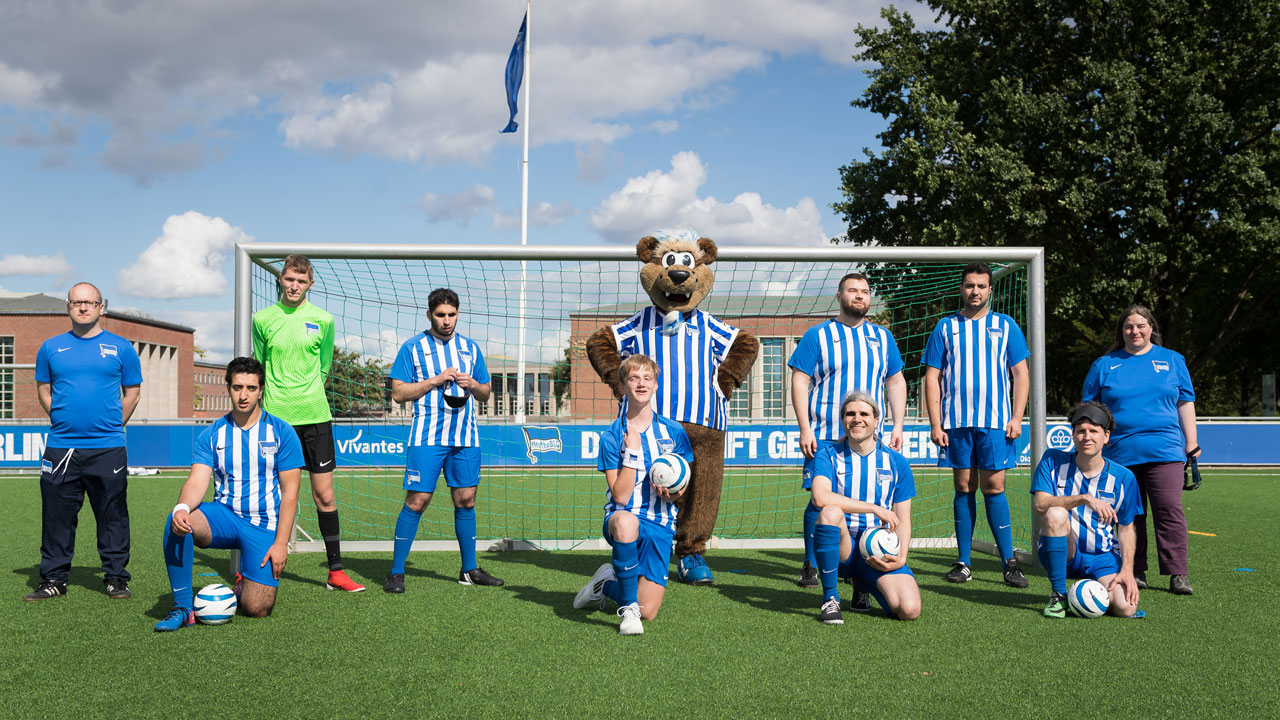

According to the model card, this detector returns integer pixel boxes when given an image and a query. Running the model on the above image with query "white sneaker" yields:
[574,563,616,610]
[618,602,644,635]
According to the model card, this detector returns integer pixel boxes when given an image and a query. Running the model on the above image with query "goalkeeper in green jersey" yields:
[252,254,364,592]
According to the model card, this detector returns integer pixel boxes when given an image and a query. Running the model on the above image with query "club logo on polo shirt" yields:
[258,440,278,458]
[877,468,893,487]
[1152,360,1170,373]
[304,322,320,336]
[99,343,118,358]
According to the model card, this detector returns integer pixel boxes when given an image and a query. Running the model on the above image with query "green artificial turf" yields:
[0,469,1275,718]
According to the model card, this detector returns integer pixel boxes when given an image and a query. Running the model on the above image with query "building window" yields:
[0,336,13,419]
[761,338,785,418]
[538,373,551,416]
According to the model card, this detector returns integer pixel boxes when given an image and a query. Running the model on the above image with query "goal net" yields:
[235,244,1046,557]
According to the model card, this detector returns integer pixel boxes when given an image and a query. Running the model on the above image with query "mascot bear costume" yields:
[586,229,759,585]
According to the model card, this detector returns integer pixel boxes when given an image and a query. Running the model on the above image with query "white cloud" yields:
[492,201,576,230]
[650,120,679,134]
[150,309,236,363]
[590,151,830,245]
[0,253,72,277]
[116,212,254,299]
[337,328,410,364]
[0,1,891,181]
[418,184,496,224]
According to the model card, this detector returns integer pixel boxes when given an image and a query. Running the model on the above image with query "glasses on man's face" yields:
[68,300,102,308]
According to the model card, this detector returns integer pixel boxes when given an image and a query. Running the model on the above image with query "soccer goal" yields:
[233,243,1046,559]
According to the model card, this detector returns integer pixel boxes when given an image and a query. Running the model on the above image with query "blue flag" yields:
[501,13,526,134]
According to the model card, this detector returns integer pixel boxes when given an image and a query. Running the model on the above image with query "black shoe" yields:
[459,567,504,586]
[797,562,819,588]
[104,578,131,599]
[1170,574,1194,595]
[819,597,844,625]
[945,562,973,583]
[849,590,872,614]
[383,573,405,594]
[1134,574,1148,590]
[24,580,67,602]
[1003,559,1029,588]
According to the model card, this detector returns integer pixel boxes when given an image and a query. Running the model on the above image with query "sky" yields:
[0,1,931,361]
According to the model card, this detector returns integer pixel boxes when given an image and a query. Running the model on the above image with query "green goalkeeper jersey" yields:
[252,301,335,425]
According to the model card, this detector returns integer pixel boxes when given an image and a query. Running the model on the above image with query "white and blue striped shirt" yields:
[192,411,304,532]
[598,413,694,532]
[788,319,904,441]
[808,442,915,541]
[391,331,490,448]
[923,311,1030,430]
[1032,448,1141,554]
[610,307,740,430]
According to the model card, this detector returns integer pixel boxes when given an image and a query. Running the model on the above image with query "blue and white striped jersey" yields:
[923,311,1030,430]
[610,307,740,430]
[808,442,915,541]
[788,319,904,441]
[597,413,694,532]
[1032,449,1141,554]
[391,331,490,448]
[191,411,304,532]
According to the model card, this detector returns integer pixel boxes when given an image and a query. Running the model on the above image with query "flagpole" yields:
[515,0,530,425]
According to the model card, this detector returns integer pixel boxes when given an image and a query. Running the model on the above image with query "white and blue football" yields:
[858,527,901,560]
[194,583,238,625]
[649,453,691,495]
[1069,579,1110,619]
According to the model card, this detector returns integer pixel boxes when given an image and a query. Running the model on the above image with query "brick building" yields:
[0,292,198,420]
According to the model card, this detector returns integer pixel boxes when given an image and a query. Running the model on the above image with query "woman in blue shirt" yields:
[1082,305,1200,596]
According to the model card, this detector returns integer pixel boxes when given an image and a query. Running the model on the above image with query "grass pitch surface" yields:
[1,469,1275,718]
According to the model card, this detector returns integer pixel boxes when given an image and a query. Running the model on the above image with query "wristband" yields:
[173,503,191,515]
[622,448,645,470]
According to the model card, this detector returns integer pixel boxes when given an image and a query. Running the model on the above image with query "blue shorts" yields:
[603,514,674,587]
[197,501,279,588]
[839,544,914,615]
[404,445,480,492]
[801,439,844,490]
[938,427,1016,470]
[1067,549,1122,580]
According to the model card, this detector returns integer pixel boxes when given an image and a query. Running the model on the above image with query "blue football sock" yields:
[602,579,622,606]
[455,506,477,572]
[815,524,842,603]
[391,505,423,575]
[612,540,640,606]
[953,491,977,565]
[1038,535,1068,595]
[984,491,1015,563]
[162,515,194,610]
[802,500,820,567]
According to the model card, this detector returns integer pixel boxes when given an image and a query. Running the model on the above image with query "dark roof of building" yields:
[0,293,196,334]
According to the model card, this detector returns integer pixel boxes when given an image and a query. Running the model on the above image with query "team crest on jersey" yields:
[1096,488,1116,503]
[876,469,893,487]
[657,438,675,454]
[987,328,1003,340]
[304,322,320,336]
[1152,360,1170,373]
[865,336,881,349]
[99,343,118,358]
[521,426,563,464]
[258,440,278,458]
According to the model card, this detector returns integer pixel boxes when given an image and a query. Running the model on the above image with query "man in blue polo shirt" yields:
[26,282,143,602]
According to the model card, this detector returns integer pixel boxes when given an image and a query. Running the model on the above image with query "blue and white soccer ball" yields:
[194,583,238,625]
[1068,579,1110,619]
[649,453,691,495]
[858,527,901,560]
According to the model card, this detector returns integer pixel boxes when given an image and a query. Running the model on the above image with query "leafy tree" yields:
[836,0,1280,413]
[326,347,390,417]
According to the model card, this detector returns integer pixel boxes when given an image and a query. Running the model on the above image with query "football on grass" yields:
[194,583,237,625]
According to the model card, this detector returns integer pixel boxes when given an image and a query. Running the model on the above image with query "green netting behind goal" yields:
[246,251,1035,553]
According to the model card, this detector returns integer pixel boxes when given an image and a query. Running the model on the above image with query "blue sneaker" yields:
[676,554,714,585]
[154,607,195,632]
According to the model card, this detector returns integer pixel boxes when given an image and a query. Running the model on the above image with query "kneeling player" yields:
[1034,401,1141,618]
[573,354,693,635]
[810,391,920,624]
[155,357,303,630]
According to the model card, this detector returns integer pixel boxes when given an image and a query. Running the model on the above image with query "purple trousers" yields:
[1130,461,1189,577]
